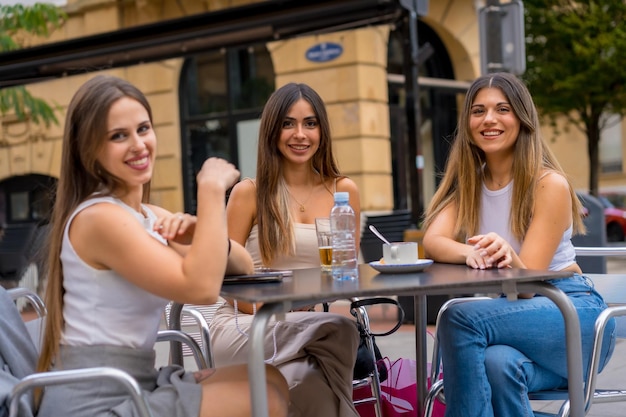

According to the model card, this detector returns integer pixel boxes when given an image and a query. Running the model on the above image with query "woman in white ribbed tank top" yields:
[37,75,288,417]
[421,72,615,417]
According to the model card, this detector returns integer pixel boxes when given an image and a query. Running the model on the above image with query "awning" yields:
[0,0,433,223]
[0,0,405,88]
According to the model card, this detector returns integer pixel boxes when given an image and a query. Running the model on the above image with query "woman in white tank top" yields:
[421,72,615,417]
[37,75,288,417]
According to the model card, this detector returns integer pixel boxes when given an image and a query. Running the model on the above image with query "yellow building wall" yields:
[2,0,625,217]
[601,122,626,192]
[425,0,482,81]
[540,117,590,192]
[269,26,393,211]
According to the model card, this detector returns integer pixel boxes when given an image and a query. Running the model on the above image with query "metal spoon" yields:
[368,224,391,245]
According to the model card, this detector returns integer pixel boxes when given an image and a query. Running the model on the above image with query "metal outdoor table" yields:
[217,263,580,417]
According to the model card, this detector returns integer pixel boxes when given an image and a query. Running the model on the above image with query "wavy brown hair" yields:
[37,75,153,376]
[256,83,341,265]
[422,72,584,241]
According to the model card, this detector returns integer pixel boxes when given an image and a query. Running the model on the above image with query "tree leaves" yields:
[0,3,67,127]
[522,0,626,194]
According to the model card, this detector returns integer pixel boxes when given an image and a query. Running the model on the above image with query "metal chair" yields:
[425,298,626,417]
[425,245,626,417]
[350,299,390,417]
[5,287,207,417]
[164,298,392,417]
[163,301,217,368]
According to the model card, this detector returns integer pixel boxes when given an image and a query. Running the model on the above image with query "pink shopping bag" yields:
[354,357,445,417]
[379,357,445,417]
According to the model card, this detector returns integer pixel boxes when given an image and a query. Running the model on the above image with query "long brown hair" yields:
[256,83,341,265]
[422,72,584,241]
[38,75,153,375]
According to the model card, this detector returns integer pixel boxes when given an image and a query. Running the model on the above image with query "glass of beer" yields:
[315,217,332,271]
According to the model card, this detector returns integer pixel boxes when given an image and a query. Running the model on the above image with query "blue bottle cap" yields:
[334,192,349,203]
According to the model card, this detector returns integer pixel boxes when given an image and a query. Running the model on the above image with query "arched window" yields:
[387,22,457,211]
[0,174,55,289]
[179,45,275,213]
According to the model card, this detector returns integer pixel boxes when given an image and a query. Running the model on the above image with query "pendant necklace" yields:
[286,184,314,212]
[494,177,510,188]
[486,170,509,189]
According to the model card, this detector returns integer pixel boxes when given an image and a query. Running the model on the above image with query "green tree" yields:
[0,3,66,126]
[523,0,626,196]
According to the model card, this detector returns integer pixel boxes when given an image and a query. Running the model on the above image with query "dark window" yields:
[179,45,275,213]
[387,22,457,213]
[0,174,56,225]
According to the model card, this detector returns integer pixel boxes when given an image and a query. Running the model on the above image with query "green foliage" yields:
[0,85,59,125]
[0,3,66,127]
[524,0,626,125]
[522,0,626,195]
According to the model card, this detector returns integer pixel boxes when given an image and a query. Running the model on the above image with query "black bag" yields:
[350,297,405,382]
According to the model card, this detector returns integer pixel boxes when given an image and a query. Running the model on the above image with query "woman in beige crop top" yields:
[211,83,362,417]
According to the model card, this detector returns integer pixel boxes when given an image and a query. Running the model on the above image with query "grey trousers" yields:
[209,301,360,417]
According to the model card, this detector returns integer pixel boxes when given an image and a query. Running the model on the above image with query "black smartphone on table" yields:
[223,269,291,285]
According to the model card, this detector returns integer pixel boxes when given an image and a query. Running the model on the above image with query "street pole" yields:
[485,0,503,72]
[402,7,428,414]
[402,1,424,226]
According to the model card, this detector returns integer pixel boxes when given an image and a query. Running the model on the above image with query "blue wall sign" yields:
[305,42,343,63]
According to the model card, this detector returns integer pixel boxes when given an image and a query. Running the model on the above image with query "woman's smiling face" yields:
[469,87,520,156]
[277,98,320,165]
[97,96,156,191]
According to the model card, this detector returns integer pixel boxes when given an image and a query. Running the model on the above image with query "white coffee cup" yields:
[382,242,419,265]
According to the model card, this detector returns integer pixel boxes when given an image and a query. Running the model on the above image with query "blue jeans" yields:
[437,274,616,417]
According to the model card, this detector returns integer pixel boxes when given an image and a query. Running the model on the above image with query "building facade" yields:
[0,0,624,230]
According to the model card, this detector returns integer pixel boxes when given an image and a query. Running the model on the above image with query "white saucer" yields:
[368,259,434,274]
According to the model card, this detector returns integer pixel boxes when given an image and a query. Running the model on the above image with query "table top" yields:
[219,262,573,305]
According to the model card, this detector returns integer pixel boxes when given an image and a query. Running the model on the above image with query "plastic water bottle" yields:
[330,191,358,280]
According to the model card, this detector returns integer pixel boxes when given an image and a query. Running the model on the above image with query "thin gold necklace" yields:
[286,184,315,212]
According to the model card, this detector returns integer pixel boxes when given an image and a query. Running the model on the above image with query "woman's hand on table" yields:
[466,233,513,269]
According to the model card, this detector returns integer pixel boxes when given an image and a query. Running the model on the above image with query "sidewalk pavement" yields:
[325,257,626,417]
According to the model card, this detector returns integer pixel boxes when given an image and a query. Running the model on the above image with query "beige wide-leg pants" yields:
[209,300,361,417]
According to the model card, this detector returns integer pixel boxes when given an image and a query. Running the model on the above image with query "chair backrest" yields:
[361,210,413,262]
[7,287,46,340]
[163,301,221,368]
[4,287,186,417]
[426,280,626,417]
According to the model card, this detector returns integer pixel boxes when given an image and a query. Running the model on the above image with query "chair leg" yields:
[352,304,384,417]
[181,306,214,367]
[557,399,571,417]
[364,333,383,417]
[426,297,491,417]
[424,379,444,417]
